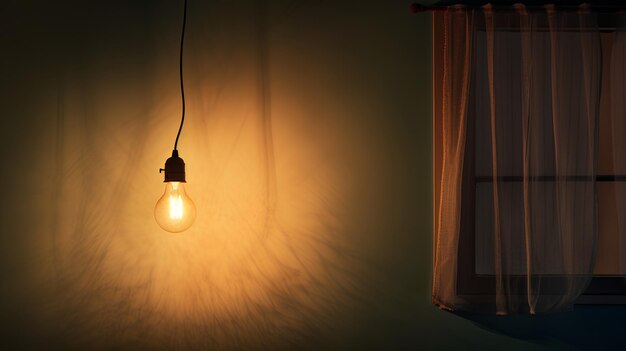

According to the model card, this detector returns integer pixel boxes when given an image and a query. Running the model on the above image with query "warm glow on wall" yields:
[6,0,423,349]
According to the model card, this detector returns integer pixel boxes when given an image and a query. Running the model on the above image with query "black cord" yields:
[174,0,187,151]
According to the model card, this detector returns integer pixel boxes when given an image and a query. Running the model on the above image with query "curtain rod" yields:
[409,3,626,13]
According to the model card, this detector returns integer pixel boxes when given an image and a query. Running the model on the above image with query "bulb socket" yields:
[160,150,186,182]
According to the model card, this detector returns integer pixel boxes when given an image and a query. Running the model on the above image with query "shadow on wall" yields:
[21,1,372,349]
[0,0,430,350]
[454,306,626,350]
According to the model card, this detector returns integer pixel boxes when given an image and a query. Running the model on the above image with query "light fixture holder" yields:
[159,150,186,182]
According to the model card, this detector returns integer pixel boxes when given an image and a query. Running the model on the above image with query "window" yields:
[433,10,626,307]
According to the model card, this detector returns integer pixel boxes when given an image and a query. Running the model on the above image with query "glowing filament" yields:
[169,194,183,220]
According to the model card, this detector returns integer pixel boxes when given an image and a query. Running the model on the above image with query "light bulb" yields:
[155,150,196,233]
[155,181,196,233]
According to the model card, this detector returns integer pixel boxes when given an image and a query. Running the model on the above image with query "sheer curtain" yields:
[432,5,474,312]
[433,4,602,314]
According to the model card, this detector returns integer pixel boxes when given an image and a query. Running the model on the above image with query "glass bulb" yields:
[154,182,196,233]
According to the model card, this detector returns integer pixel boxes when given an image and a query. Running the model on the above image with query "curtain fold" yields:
[433,4,602,314]
[432,6,474,310]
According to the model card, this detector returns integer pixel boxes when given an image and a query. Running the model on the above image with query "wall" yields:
[0,0,585,350]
